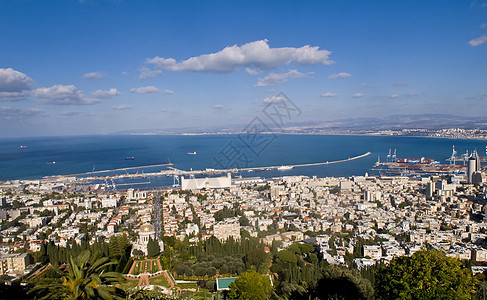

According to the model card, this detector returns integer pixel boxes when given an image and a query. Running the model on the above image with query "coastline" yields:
[1,134,485,182]
[1,129,487,141]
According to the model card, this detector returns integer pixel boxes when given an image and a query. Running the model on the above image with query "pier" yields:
[238,152,372,171]
[49,152,372,184]
[63,162,173,177]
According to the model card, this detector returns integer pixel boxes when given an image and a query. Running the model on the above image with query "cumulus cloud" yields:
[33,84,100,105]
[113,105,134,110]
[328,72,351,79]
[82,71,105,79]
[320,92,338,97]
[92,88,121,99]
[0,106,44,120]
[245,67,260,75]
[130,86,174,94]
[352,93,364,98]
[139,68,163,79]
[389,94,399,99]
[469,35,487,46]
[0,91,31,102]
[0,68,34,101]
[255,70,312,87]
[144,39,333,74]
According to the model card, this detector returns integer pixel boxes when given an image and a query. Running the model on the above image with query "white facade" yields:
[213,218,240,241]
[363,245,382,260]
[181,173,232,190]
[102,196,118,208]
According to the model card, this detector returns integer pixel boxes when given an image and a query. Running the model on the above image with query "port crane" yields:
[172,175,180,187]
[450,145,457,165]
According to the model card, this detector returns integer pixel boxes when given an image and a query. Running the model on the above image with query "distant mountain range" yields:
[110,114,487,135]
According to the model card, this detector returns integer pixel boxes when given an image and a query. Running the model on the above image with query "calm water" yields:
[0,134,486,181]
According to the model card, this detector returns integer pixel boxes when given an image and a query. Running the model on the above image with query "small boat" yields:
[124,157,135,160]
[188,152,197,155]
[20,145,27,149]
[47,161,56,165]
[277,165,293,171]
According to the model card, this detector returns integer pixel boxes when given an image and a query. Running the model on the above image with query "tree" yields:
[276,250,298,265]
[310,265,374,300]
[375,249,477,300]
[244,248,267,269]
[147,237,160,258]
[239,215,250,226]
[228,270,273,300]
[29,250,126,300]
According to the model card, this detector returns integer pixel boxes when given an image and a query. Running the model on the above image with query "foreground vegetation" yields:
[0,231,482,299]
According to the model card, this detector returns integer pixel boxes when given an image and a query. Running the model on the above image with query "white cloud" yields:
[0,106,44,120]
[145,39,333,74]
[255,69,312,87]
[245,67,260,75]
[0,91,31,102]
[389,94,399,99]
[469,35,487,46]
[82,71,105,79]
[92,88,121,99]
[213,104,225,109]
[113,105,134,110]
[139,68,163,79]
[33,85,100,105]
[352,93,364,98]
[0,68,34,101]
[328,72,352,79]
[320,92,338,97]
[480,23,487,29]
[130,86,174,94]
[121,71,128,76]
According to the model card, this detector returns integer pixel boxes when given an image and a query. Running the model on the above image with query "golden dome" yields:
[139,223,154,232]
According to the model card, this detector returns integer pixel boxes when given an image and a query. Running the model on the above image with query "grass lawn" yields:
[177,282,198,289]
[130,259,162,276]
[152,260,160,272]
[150,274,171,287]
[120,279,139,289]
[132,262,141,275]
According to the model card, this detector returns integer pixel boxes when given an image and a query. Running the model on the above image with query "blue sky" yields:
[1,0,486,137]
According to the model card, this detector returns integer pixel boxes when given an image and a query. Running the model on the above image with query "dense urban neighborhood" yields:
[0,158,486,299]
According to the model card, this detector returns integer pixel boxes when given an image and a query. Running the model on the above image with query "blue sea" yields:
[0,134,486,185]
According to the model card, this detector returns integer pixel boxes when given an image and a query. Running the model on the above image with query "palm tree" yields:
[29,250,126,300]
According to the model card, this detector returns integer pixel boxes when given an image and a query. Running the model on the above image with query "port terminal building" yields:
[181,173,232,190]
